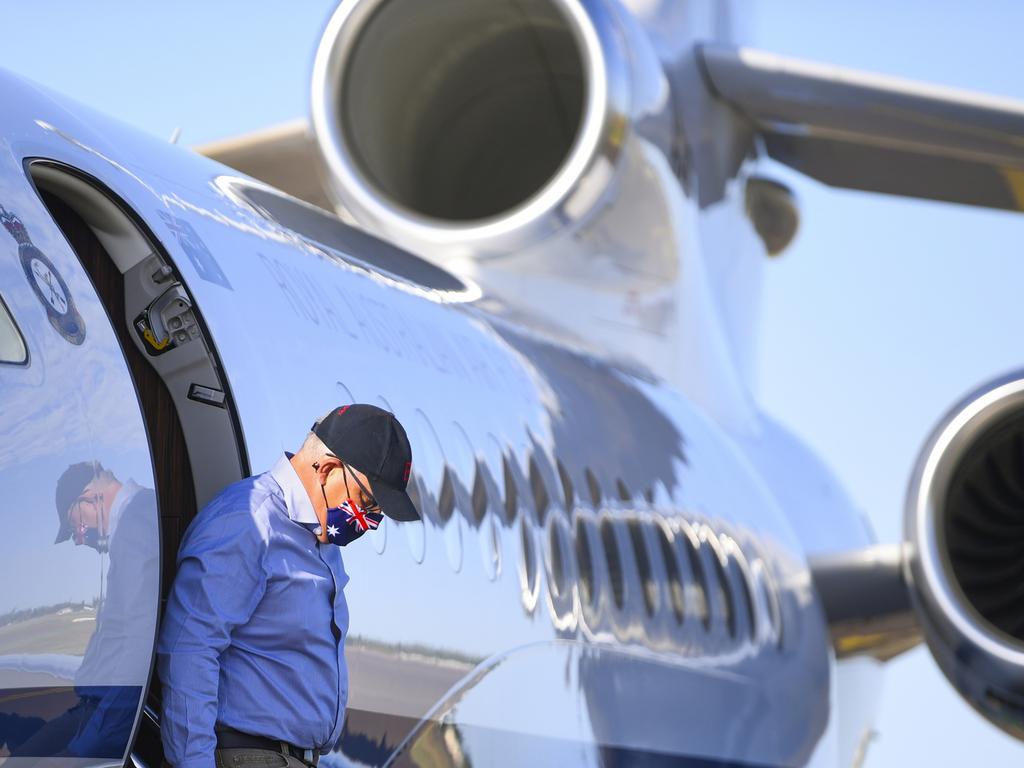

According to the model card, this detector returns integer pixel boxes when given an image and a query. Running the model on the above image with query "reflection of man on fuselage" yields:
[9,461,158,760]
[54,462,157,688]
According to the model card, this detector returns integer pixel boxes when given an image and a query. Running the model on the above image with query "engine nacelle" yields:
[309,0,669,260]
[906,370,1024,738]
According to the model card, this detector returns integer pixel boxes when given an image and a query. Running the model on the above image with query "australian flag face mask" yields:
[319,481,383,546]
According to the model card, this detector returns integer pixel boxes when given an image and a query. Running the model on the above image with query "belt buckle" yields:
[303,748,316,766]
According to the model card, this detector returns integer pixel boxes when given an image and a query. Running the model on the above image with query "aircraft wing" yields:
[193,119,332,210]
[699,45,1024,211]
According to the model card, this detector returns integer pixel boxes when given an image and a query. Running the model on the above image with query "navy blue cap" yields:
[314,404,419,521]
[54,461,101,543]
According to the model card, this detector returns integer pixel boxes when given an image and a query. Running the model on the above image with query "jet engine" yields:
[309,0,672,260]
[905,371,1024,738]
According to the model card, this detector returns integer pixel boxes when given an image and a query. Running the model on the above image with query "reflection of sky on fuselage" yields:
[749,3,1024,765]
[0,178,148,468]
[0,163,152,620]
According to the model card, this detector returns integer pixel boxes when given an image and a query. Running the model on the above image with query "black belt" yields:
[215,726,319,766]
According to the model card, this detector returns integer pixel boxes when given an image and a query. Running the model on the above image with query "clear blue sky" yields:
[2,1,1023,765]
[750,2,1024,765]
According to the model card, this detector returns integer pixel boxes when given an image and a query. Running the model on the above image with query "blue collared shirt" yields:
[157,455,349,768]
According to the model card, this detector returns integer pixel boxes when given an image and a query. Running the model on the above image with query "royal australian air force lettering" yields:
[255,249,532,403]
[110,161,833,764]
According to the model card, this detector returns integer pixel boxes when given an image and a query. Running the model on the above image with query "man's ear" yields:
[316,458,340,486]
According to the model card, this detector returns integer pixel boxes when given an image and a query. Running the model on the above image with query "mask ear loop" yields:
[314,462,337,543]
[342,464,358,510]
[95,491,107,539]
[318,462,355,515]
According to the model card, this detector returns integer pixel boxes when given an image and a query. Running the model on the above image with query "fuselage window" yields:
[548,521,568,600]
[471,461,490,524]
[575,516,596,608]
[616,479,631,504]
[753,559,783,646]
[438,467,456,522]
[502,454,519,524]
[704,533,736,639]
[446,421,477,525]
[679,525,711,629]
[627,518,657,617]
[584,468,602,508]
[519,518,539,611]
[406,472,424,521]
[655,522,686,625]
[409,409,445,524]
[556,458,574,510]
[0,294,27,365]
[529,454,550,523]
[600,517,625,610]
[726,543,757,641]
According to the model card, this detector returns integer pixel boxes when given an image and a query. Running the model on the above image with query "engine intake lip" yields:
[310,0,629,253]
[907,371,1024,665]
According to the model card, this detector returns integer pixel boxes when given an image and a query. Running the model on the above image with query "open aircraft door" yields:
[0,137,254,765]
[0,172,162,764]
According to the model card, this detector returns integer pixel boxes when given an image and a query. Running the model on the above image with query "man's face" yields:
[322,460,377,514]
[317,460,382,545]
[67,483,103,544]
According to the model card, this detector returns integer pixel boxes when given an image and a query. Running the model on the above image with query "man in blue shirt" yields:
[158,405,418,768]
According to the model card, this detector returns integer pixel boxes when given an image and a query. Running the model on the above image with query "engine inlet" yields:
[311,0,628,251]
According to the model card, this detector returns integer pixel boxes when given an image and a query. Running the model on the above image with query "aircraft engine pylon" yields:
[307,0,763,434]
[905,370,1024,740]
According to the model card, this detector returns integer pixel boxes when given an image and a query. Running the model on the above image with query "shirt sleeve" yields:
[156,498,269,768]
[66,687,139,757]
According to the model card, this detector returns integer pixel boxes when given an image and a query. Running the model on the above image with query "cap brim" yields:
[372,479,421,522]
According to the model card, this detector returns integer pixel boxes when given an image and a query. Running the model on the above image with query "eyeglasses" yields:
[67,492,101,526]
[331,457,380,514]
[350,471,381,514]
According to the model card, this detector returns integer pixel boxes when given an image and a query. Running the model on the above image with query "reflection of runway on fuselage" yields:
[0,608,95,656]
[347,643,474,719]
[0,609,94,690]
[339,644,476,765]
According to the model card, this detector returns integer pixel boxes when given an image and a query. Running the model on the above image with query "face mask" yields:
[316,464,383,547]
[70,492,108,552]
[73,522,109,553]
[324,498,383,546]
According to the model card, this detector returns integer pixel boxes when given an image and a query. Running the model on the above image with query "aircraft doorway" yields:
[27,160,249,586]
[25,160,249,763]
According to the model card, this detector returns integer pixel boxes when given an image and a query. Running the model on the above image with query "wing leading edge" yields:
[699,44,1024,212]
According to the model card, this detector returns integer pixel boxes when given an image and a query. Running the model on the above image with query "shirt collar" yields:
[107,478,142,535]
[270,453,320,526]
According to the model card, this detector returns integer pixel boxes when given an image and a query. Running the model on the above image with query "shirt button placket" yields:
[316,545,343,742]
